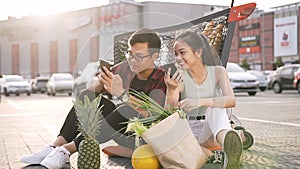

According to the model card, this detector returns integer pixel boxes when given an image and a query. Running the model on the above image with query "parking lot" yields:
[0,90,299,169]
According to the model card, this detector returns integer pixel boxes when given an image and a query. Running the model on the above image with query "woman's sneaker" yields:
[21,144,55,164]
[223,130,243,169]
[207,150,224,164]
[40,146,70,169]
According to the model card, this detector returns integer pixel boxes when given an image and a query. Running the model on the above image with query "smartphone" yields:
[99,59,112,75]
[163,63,178,78]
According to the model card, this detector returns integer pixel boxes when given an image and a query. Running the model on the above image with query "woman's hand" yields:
[164,67,182,91]
[100,66,124,97]
[178,98,200,112]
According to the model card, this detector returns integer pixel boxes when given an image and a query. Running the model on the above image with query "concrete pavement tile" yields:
[2,135,26,143]
[0,155,8,164]
[8,161,27,169]
[21,136,47,145]
[0,163,10,169]
[0,142,5,151]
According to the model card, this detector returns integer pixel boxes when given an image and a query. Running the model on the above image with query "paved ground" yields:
[0,91,300,169]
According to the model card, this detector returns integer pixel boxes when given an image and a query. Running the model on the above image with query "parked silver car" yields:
[46,73,74,96]
[226,62,259,96]
[0,75,31,96]
[31,76,49,93]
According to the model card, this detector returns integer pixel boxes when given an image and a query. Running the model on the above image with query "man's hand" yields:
[101,66,124,97]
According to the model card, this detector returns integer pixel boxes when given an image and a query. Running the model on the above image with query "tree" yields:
[241,59,250,70]
[275,57,284,68]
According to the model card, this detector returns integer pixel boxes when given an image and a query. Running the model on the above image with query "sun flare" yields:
[0,0,108,20]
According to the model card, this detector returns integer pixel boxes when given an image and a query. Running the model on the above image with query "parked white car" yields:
[46,73,74,96]
[0,75,31,96]
[226,62,259,96]
[263,70,276,89]
[247,70,268,91]
[73,62,99,96]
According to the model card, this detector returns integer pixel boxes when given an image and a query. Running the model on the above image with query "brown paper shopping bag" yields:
[142,113,207,169]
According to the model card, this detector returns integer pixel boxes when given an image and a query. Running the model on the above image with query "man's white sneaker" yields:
[21,144,55,164]
[40,146,70,169]
[223,130,243,169]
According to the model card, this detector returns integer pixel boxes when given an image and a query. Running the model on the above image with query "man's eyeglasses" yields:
[125,52,151,62]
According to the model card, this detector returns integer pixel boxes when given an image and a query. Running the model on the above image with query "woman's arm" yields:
[178,66,235,112]
[200,66,235,108]
[164,68,184,108]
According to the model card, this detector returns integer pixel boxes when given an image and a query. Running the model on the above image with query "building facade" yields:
[3,1,299,79]
[229,3,300,71]
[0,0,226,79]
[0,7,100,79]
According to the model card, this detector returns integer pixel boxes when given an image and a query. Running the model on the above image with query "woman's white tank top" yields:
[181,66,219,116]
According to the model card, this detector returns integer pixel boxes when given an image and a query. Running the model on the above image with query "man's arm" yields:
[86,62,123,93]
[86,76,104,92]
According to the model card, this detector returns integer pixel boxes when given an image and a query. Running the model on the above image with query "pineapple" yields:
[73,94,103,169]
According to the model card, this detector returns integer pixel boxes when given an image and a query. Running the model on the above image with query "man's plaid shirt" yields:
[111,61,166,106]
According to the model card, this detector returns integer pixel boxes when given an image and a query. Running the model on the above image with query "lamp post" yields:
[262,12,265,71]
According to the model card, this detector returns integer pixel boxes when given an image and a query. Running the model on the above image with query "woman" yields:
[165,31,242,169]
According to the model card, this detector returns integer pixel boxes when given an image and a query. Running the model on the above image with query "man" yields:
[21,28,167,169]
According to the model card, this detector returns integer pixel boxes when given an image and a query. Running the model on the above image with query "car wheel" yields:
[47,90,50,95]
[297,82,300,94]
[248,92,256,96]
[4,88,9,96]
[268,83,272,89]
[16,93,20,96]
[68,92,72,96]
[272,82,282,93]
[27,92,31,96]
[259,87,267,91]
[50,88,55,96]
